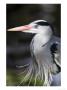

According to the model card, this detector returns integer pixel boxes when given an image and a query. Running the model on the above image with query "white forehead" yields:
[29,20,47,25]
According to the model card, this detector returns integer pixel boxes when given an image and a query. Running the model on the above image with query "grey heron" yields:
[8,20,61,86]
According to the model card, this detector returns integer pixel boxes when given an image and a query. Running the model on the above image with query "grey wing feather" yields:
[51,36,61,67]
[50,36,61,86]
[51,72,61,86]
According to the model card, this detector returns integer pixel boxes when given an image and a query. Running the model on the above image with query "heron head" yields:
[8,20,53,36]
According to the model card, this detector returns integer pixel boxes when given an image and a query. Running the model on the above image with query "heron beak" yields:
[8,25,32,32]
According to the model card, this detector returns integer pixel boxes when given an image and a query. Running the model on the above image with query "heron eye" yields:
[34,24,38,29]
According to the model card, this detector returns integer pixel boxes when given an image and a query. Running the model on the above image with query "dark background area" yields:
[6,4,61,86]
[7,4,61,36]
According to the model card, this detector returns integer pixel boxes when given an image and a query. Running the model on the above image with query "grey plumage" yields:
[30,35,61,86]
[15,20,61,86]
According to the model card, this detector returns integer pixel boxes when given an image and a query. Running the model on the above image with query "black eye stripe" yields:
[35,21,54,31]
[36,22,50,26]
